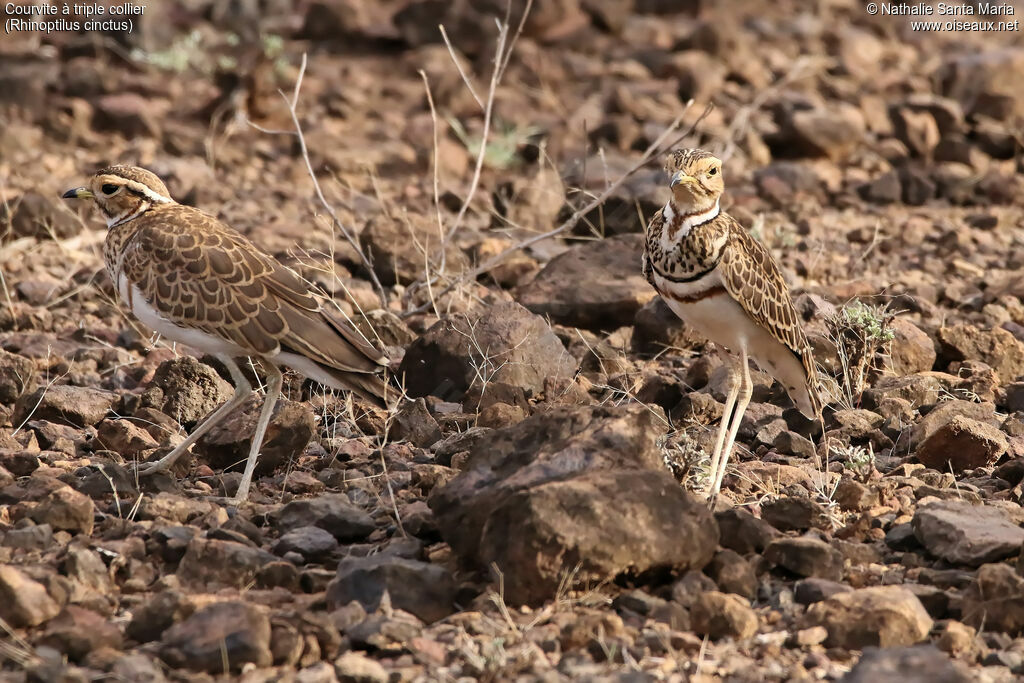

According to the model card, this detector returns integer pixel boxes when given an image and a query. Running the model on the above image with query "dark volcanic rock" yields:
[715,508,780,554]
[399,301,577,401]
[275,494,376,541]
[516,234,657,330]
[842,645,969,683]
[159,601,271,672]
[40,606,123,662]
[912,500,1024,567]
[196,395,314,476]
[327,555,456,623]
[388,398,442,447]
[272,526,339,562]
[430,403,717,605]
[764,536,843,581]
[176,537,277,588]
[794,578,853,605]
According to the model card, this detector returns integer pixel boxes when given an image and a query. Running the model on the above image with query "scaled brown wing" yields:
[716,216,819,386]
[119,207,385,373]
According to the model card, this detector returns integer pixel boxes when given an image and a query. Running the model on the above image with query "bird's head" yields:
[664,148,723,212]
[62,165,175,228]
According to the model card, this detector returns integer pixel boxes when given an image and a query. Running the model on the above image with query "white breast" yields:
[117,275,245,356]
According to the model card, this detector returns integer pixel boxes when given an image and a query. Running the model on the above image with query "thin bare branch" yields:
[254,52,388,307]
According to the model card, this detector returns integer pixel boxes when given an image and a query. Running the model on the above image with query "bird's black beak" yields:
[62,187,93,199]
[670,171,692,188]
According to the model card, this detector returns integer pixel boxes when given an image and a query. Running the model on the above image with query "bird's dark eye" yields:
[101,183,119,195]
[708,168,718,176]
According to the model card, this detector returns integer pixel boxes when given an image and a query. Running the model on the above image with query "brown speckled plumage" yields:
[644,207,820,409]
[643,148,824,497]
[63,165,390,502]
[107,203,386,384]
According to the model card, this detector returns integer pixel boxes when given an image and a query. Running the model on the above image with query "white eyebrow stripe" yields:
[122,179,173,204]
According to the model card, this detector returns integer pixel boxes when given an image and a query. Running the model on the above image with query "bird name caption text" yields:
[865,2,1019,31]
[4,2,143,34]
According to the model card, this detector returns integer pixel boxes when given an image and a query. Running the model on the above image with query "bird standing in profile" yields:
[642,149,823,498]
[63,165,390,503]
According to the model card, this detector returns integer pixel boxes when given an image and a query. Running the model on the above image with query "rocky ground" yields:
[2,0,1024,681]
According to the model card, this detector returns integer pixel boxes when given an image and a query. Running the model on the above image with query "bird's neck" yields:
[663,197,720,241]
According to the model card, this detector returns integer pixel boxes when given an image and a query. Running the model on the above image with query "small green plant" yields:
[826,301,896,409]
[132,30,203,73]
[833,441,874,481]
[447,116,540,170]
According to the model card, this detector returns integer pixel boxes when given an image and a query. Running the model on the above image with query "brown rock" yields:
[30,487,94,535]
[0,349,36,403]
[196,395,314,476]
[430,403,717,605]
[804,586,933,649]
[715,508,780,554]
[938,48,1024,120]
[94,419,160,459]
[389,398,442,447]
[863,373,944,410]
[891,107,940,158]
[139,356,232,429]
[889,318,937,375]
[41,606,123,662]
[913,500,1024,567]
[915,415,1008,473]
[0,565,60,627]
[936,324,1024,384]
[516,234,657,330]
[962,563,1024,635]
[690,591,758,640]
[363,213,469,286]
[334,651,389,683]
[275,494,376,541]
[399,301,577,401]
[704,549,757,600]
[912,399,996,447]
[159,601,271,672]
[764,536,843,581]
[12,385,116,428]
[761,496,829,532]
[1,192,81,241]
[94,93,165,138]
[773,104,866,160]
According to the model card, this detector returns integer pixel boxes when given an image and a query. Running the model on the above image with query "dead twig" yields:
[249,52,388,307]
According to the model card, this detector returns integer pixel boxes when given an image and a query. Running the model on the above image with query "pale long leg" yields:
[705,359,739,498]
[137,356,252,476]
[232,363,282,504]
[710,346,753,499]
